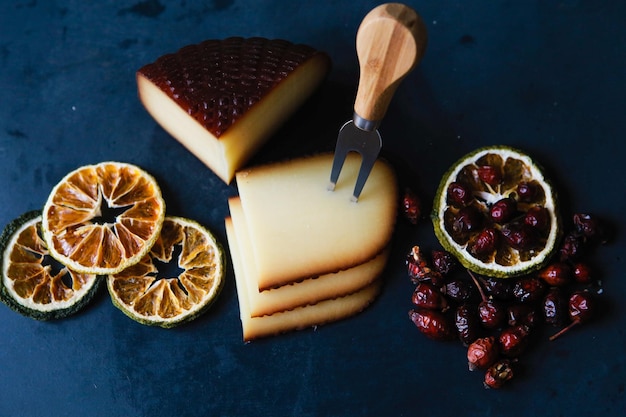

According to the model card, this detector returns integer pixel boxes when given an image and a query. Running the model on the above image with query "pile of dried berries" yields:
[403,200,610,389]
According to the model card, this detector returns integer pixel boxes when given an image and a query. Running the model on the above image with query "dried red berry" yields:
[499,325,531,357]
[543,287,568,327]
[408,309,455,341]
[478,299,506,329]
[477,165,502,187]
[412,282,448,311]
[467,336,499,370]
[549,291,596,341]
[452,206,483,238]
[559,232,584,261]
[431,250,457,276]
[507,303,539,328]
[538,262,572,287]
[447,182,473,206]
[573,213,606,243]
[512,277,546,304]
[500,223,538,251]
[456,303,482,346]
[489,198,517,224]
[572,262,593,284]
[406,246,435,283]
[484,359,514,389]
[470,227,499,257]
[402,188,422,225]
[524,206,550,232]
[516,181,538,202]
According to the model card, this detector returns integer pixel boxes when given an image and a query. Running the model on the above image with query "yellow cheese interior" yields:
[226,218,383,341]
[137,54,330,184]
[228,197,389,317]
[236,152,397,290]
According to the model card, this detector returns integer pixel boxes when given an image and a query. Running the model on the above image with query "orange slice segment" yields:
[107,216,224,328]
[1,211,101,320]
[42,162,166,275]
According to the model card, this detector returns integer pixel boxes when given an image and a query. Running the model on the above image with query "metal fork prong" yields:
[328,144,350,191]
[351,152,378,202]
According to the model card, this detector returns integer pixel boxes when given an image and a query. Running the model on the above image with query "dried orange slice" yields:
[432,146,561,278]
[42,162,166,275]
[1,211,101,320]
[107,216,225,328]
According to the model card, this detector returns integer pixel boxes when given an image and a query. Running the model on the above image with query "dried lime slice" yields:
[107,216,225,328]
[1,211,102,320]
[42,162,166,275]
[432,146,561,278]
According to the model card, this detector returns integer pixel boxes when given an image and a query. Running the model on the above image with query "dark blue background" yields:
[1,1,624,416]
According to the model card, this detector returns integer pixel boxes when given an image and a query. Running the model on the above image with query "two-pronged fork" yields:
[328,3,427,201]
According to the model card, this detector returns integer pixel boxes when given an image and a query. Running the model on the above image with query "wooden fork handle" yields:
[353,3,427,126]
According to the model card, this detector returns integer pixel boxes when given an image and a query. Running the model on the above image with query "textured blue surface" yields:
[1,1,625,416]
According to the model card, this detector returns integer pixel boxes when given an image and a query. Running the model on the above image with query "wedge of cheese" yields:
[226,218,384,341]
[235,152,398,290]
[137,37,331,184]
[229,196,389,316]
[225,152,398,340]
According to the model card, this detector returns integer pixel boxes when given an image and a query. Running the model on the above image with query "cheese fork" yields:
[328,3,427,201]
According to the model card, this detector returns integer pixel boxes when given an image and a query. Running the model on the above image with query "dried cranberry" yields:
[484,359,514,389]
[512,277,546,304]
[456,304,482,346]
[516,181,538,202]
[477,165,502,187]
[498,325,531,357]
[538,262,572,287]
[572,262,593,284]
[408,309,455,341]
[543,287,568,327]
[524,206,550,232]
[431,250,457,276]
[489,198,517,224]
[470,227,499,257]
[447,182,473,206]
[467,336,499,370]
[507,303,539,328]
[412,282,448,311]
[402,188,421,225]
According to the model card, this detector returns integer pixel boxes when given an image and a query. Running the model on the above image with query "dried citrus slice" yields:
[107,216,225,328]
[1,211,102,320]
[432,145,561,278]
[42,162,166,275]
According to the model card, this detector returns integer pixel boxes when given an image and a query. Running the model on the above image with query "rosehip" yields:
[467,336,499,370]
[489,198,517,224]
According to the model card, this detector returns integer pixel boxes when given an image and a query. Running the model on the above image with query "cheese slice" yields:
[226,218,383,341]
[137,37,331,183]
[236,152,397,290]
[228,196,389,316]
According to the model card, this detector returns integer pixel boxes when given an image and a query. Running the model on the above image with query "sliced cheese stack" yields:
[137,37,331,184]
[225,153,398,340]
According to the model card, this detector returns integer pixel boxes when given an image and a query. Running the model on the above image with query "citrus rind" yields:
[107,216,225,328]
[432,145,561,278]
[0,210,102,320]
[42,162,166,275]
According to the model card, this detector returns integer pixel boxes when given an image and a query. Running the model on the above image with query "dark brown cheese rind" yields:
[138,37,324,137]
